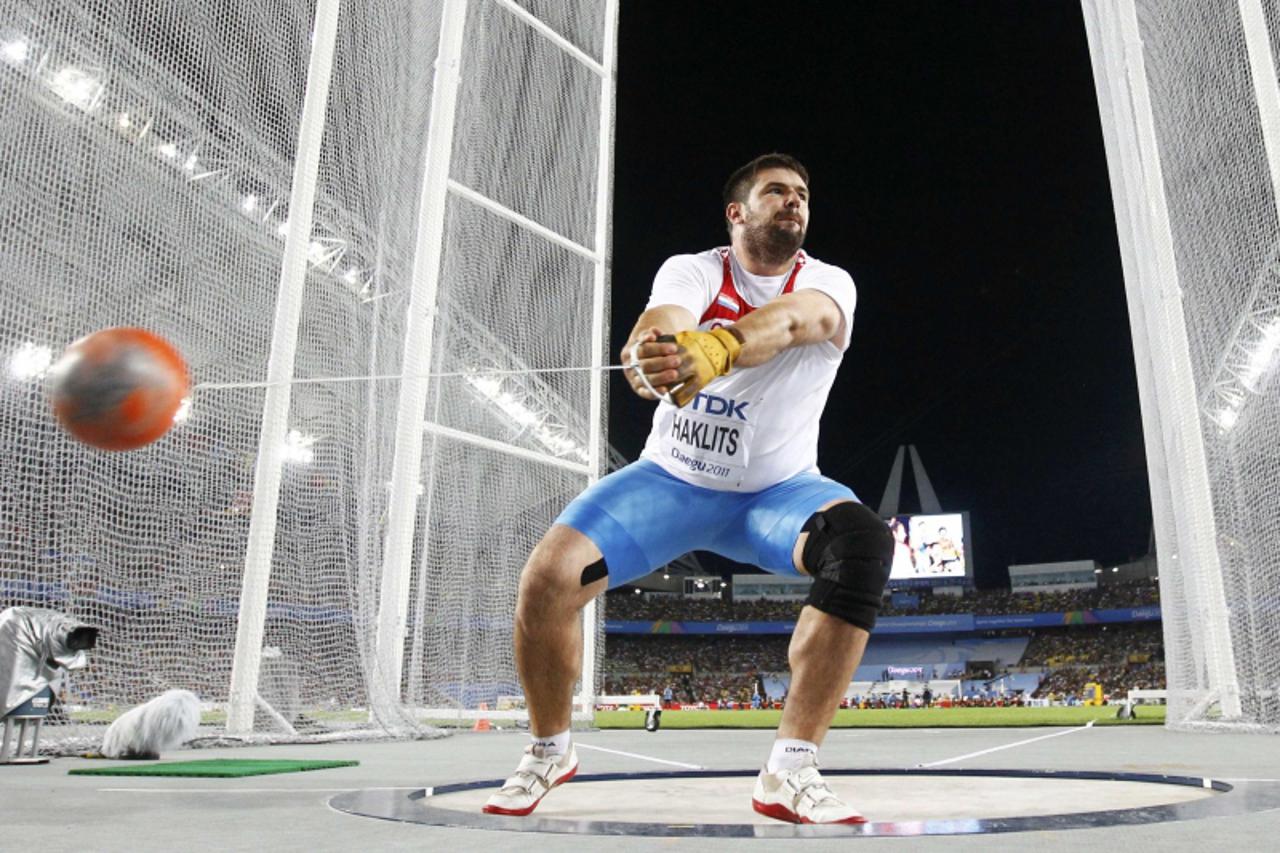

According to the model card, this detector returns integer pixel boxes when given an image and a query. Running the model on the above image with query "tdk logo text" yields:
[690,392,749,420]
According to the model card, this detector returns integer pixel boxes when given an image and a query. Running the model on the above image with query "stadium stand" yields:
[602,583,1166,707]
[605,580,1159,621]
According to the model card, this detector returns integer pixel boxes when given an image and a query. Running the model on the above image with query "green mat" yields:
[69,759,358,778]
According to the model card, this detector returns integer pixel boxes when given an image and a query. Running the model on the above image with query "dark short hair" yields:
[722,153,810,231]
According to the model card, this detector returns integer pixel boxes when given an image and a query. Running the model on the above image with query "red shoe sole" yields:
[752,798,868,825]
[482,763,579,816]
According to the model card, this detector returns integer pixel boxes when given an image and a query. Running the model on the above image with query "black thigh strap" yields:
[580,557,609,586]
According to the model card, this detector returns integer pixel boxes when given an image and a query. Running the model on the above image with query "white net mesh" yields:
[1084,0,1280,731]
[0,0,616,747]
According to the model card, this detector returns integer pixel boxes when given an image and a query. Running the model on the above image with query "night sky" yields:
[607,1,1152,588]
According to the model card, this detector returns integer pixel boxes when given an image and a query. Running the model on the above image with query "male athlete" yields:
[484,154,894,824]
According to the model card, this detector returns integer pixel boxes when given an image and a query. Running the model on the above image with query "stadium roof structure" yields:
[878,445,943,517]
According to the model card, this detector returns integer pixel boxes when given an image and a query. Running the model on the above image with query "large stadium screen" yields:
[887,512,971,586]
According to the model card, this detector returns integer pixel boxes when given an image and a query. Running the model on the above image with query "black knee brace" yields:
[801,502,894,631]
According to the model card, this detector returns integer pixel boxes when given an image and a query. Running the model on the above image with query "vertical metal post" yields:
[578,0,619,718]
[227,0,342,734]
[371,0,469,723]
[1103,0,1241,719]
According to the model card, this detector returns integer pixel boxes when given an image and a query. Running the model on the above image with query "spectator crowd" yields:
[601,607,1168,707]
[605,580,1160,622]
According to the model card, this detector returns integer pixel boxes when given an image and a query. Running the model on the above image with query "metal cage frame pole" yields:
[227,0,342,734]
[579,0,620,720]
[1081,0,1241,723]
[371,0,470,724]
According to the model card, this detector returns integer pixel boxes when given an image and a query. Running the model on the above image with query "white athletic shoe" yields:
[751,760,867,825]
[482,744,579,816]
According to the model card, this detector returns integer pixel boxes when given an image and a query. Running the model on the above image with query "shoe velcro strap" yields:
[501,770,551,795]
[786,774,839,810]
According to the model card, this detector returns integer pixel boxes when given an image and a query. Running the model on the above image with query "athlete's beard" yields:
[741,215,805,267]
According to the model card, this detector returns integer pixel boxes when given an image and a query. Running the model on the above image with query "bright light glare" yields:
[1216,407,1240,431]
[1240,318,1280,390]
[466,372,589,460]
[282,429,316,464]
[49,66,103,111]
[173,396,192,423]
[240,195,258,215]
[466,374,502,398]
[8,342,52,379]
[1,37,30,66]
[156,141,177,159]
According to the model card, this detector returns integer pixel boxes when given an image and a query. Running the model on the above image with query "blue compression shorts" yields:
[554,459,858,588]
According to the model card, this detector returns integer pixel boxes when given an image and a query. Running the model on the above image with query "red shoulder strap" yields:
[696,249,807,326]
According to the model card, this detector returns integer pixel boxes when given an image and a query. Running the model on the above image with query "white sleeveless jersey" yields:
[639,247,857,492]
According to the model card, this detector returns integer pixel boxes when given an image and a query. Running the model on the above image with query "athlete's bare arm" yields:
[730,290,844,368]
[619,304,696,400]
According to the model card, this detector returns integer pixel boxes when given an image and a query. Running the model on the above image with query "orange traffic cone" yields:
[472,702,491,732]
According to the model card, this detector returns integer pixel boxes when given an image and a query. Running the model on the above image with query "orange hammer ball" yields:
[47,327,190,451]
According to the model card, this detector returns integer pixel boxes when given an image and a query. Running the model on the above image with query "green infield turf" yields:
[595,705,1165,729]
[69,759,359,778]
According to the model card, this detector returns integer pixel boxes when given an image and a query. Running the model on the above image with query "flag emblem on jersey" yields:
[716,293,740,312]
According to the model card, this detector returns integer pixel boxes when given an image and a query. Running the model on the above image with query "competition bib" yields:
[657,390,757,487]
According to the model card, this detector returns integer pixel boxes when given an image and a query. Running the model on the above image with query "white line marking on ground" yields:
[1222,778,1280,782]
[98,786,410,793]
[575,742,705,769]
[915,720,1096,768]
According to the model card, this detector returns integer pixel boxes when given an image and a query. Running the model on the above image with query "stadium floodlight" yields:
[463,371,590,462]
[48,66,102,112]
[7,343,52,380]
[1239,317,1280,391]
[1199,261,1280,434]
[0,36,29,67]
[281,430,316,465]
[1214,406,1241,432]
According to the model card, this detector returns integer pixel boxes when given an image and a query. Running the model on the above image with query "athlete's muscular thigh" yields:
[791,498,854,573]
[519,523,607,615]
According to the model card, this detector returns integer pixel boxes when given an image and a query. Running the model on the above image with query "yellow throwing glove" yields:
[666,327,743,407]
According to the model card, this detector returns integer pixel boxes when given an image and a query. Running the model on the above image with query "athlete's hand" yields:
[666,327,743,407]
[621,327,684,401]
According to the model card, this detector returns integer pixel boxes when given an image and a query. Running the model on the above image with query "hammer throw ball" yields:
[47,327,190,451]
